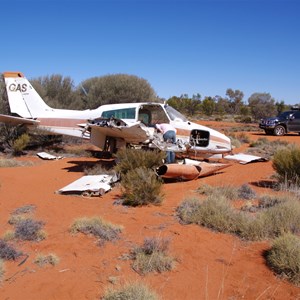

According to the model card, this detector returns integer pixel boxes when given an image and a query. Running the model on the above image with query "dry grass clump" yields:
[8,204,36,225]
[261,199,300,238]
[0,158,33,168]
[34,253,60,267]
[248,137,289,159]
[114,148,165,176]
[12,133,30,155]
[177,193,300,241]
[178,196,239,233]
[266,233,300,285]
[238,184,257,200]
[103,282,159,300]
[257,194,286,209]
[197,184,238,200]
[228,132,251,148]
[4,206,45,242]
[0,239,23,260]
[70,217,122,245]
[131,237,175,274]
[0,259,4,281]
[14,219,46,242]
[272,144,300,185]
[121,167,163,206]
[197,183,256,201]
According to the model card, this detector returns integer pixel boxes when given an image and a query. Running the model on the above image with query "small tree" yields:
[248,92,277,120]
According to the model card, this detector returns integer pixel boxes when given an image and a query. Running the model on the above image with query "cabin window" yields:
[139,105,169,125]
[101,108,136,119]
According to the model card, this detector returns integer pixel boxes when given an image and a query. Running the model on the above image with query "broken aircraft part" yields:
[58,174,119,196]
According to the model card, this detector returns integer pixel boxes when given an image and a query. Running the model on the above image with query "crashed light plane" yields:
[0,71,232,160]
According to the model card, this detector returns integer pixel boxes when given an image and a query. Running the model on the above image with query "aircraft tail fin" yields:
[3,72,52,119]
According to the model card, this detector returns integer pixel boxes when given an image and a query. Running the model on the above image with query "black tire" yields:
[265,129,273,135]
[273,125,286,136]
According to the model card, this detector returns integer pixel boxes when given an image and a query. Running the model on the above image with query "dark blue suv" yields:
[259,109,300,136]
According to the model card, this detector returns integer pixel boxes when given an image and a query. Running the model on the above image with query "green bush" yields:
[114,148,165,176]
[103,282,159,300]
[266,233,300,285]
[12,133,30,154]
[273,145,300,185]
[121,167,163,206]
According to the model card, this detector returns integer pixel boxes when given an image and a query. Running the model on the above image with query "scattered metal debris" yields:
[37,152,63,160]
[58,174,119,196]
[224,153,268,164]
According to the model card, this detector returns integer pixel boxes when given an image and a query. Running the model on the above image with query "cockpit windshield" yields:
[165,105,188,122]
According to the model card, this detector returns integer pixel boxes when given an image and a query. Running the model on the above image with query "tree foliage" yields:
[31,75,84,109]
[201,97,215,116]
[167,94,201,116]
[248,92,277,120]
[225,88,244,114]
[79,74,158,109]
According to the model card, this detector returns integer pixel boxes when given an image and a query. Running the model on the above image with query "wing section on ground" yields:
[0,114,39,126]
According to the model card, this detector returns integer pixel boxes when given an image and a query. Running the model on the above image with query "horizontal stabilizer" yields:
[0,114,39,125]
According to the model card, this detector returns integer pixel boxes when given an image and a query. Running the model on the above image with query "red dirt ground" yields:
[1,122,300,300]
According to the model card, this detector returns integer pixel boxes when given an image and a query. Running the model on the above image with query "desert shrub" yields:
[12,204,36,215]
[240,116,252,123]
[177,196,239,233]
[121,167,163,206]
[0,239,22,260]
[103,282,159,300]
[34,253,60,267]
[237,184,256,200]
[114,148,165,176]
[273,145,300,185]
[229,136,241,148]
[12,133,30,154]
[131,237,175,274]
[9,204,36,225]
[195,195,239,233]
[196,184,238,200]
[14,219,46,241]
[0,259,4,281]
[2,231,15,241]
[0,158,33,168]
[84,164,116,176]
[258,194,285,209]
[266,233,300,285]
[261,200,300,238]
[236,213,268,241]
[177,194,300,241]
[176,198,202,224]
[70,217,122,245]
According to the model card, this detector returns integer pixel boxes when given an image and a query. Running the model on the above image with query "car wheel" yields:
[273,125,286,136]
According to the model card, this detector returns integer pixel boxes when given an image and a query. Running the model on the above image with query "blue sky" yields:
[1,0,299,104]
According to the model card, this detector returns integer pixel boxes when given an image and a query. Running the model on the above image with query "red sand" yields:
[1,123,300,300]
